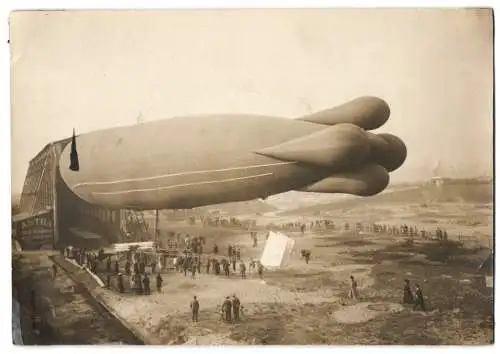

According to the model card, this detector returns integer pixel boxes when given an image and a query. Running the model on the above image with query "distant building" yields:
[431,176,445,187]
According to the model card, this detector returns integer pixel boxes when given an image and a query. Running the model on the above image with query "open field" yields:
[97,219,493,345]
[13,180,494,345]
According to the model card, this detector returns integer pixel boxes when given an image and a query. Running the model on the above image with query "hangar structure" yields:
[13,137,154,250]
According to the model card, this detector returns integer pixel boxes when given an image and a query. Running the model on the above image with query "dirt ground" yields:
[98,211,494,345]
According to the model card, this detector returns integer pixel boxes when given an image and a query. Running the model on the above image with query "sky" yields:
[10,8,493,195]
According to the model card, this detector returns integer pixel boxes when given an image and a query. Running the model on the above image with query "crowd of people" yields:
[268,219,452,242]
[62,246,164,295]
[173,246,264,280]
[61,216,443,328]
[62,237,266,297]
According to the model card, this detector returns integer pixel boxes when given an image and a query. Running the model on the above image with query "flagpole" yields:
[154,209,159,245]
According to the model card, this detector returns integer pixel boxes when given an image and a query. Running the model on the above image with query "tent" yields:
[260,231,295,268]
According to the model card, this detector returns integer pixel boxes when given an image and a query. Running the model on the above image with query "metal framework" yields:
[15,136,154,250]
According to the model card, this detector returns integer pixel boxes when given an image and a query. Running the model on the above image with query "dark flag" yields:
[69,128,80,171]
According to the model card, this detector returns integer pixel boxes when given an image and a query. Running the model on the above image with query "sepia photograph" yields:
[9,8,494,346]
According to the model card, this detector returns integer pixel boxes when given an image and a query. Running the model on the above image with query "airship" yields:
[59,96,407,210]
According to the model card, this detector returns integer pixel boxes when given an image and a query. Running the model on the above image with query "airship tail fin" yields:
[298,96,390,131]
[298,164,390,196]
[69,128,80,172]
[254,123,370,170]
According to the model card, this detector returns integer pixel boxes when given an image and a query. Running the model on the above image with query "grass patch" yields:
[264,270,344,293]
[340,240,376,247]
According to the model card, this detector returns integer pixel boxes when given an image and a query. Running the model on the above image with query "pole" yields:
[51,145,59,249]
[155,209,159,245]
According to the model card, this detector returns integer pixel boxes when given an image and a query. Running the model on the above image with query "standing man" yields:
[183,259,189,277]
[348,275,358,300]
[239,262,247,279]
[125,259,131,275]
[191,260,197,279]
[143,273,151,295]
[403,279,414,304]
[257,262,264,280]
[206,258,211,274]
[223,296,232,322]
[156,273,163,293]
[117,273,124,293]
[304,250,311,264]
[232,294,241,322]
[190,296,200,323]
[414,284,426,311]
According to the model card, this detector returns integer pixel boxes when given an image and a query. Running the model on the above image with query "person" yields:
[232,258,237,272]
[206,258,211,274]
[257,263,264,279]
[304,250,311,264]
[117,273,124,293]
[232,294,241,322]
[106,257,111,272]
[191,262,197,279]
[403,279,414,304]
[143,273,151,295]
[215,260,221,275]
[190,296,200,322]
[213,244,218,255]
[114,260,119,274]
[348,275,358,300]
[129,272,135,290]
[135,274,143,294]
[125,260,131,275]
[197,258,202,274]
[156,273,163,293]
[151,260,157,274]
[240,262,246,279]
[223,296,232,322]
[52,264,57,279]
[249,259,255,272]
[414,284,426,311]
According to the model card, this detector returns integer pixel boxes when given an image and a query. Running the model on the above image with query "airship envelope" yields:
[59,96,407,210]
